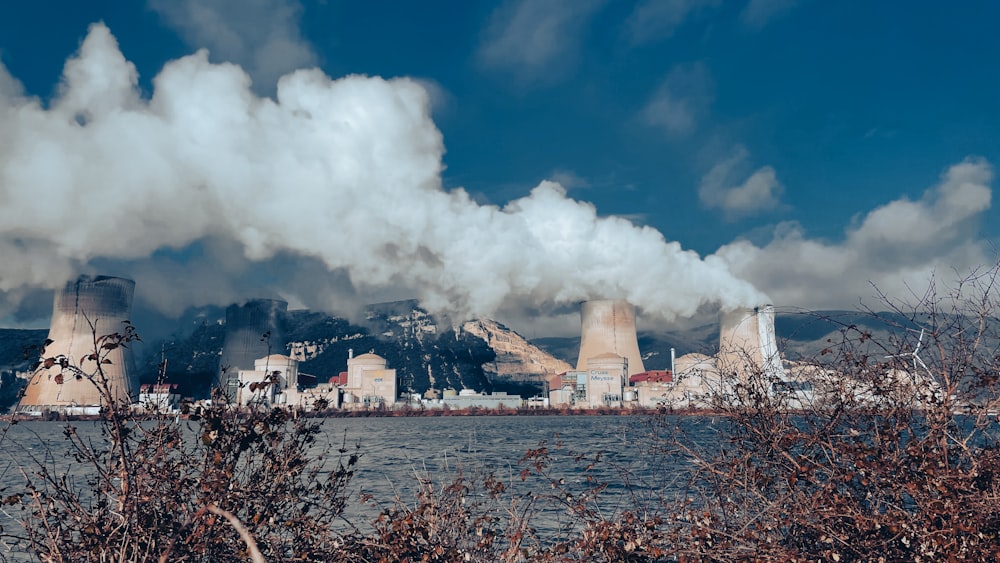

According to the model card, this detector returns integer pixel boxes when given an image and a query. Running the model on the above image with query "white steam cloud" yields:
[0,23,764,325]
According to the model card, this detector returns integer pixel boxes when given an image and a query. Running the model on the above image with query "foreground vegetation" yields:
[3,266,1000,561]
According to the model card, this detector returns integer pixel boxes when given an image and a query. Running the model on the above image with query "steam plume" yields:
[0,23,763,324]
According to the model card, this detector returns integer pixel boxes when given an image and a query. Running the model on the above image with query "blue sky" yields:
[0,0,997,334]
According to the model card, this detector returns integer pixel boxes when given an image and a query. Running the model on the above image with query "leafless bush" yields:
[2,323,359,562]
[338,466,514,562]
[660,264,1000,561]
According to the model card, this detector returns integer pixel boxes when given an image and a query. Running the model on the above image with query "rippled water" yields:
[0,415,727,558]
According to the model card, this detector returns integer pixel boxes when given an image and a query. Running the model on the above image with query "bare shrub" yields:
[661,265,1000,561]
[338,467,513,562]
[2,322,359,562]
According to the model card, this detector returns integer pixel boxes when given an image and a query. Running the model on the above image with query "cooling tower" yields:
[575,300,645,377]
[20,275,137,410]
[218,298,288,398]
[718,305,784,380]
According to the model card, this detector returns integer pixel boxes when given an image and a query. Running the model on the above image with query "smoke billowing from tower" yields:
[575,300,645,377]
[19,275,136,410]
[218,298,288,397]
[718,304,783,379]
[0,23,768,329]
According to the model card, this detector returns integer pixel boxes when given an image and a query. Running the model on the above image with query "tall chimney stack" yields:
[19,275,137,411]
[718,304,783,380]
[218,298,288,398]
[575,299,645,377]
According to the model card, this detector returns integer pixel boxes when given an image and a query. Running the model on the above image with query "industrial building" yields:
[9,272,806,416]
[289,383,341,411]
[218,298,288,400]
[668,353,717,408]
[439,389,523,409]
[629,370,673,384]
[136,383,181,413]
[548,371,586,406]
[629,370,672,408]
[544,299,646,409]
[576,300,645,377]
[18,275,138,415]
[235,354,298,406]
[544,302,797,411]
[584,353,627,407]
[547,299,644,408]
[718,305,784,382]
[233,353,338,410]
[341,350,397,408]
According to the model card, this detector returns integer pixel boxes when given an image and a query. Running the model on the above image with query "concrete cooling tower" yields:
[575,300,645,377]
[19,275,137,411]
[718,305,784,380]
[218,298,288,398]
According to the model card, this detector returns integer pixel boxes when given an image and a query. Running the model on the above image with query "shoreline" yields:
[6,404,704,422]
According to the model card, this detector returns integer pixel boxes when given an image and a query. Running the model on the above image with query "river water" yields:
[0,414,727,559]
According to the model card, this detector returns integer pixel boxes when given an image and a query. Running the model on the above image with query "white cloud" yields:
[714,157,994,310]
[148,0,317,93]
[741,0,798,29]
[478,0,606,84]
[410,77,452,116]
[0,23,765,327]
[0,58,24,101]
[699,145,783,218]
[624,0,720,45]
[640,62,713,136]
[548,169,590,191]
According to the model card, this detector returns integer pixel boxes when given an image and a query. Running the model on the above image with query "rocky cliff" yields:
[462,319,571,385]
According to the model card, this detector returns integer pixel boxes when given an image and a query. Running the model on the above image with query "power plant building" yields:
[18,275,137,414]
[342,351,397,408]
[576,300,645,377]
[585,353,627,407]
[440,389,523,410]
[670,353,717,407]
[718,305,784,382]
[235,354,298,406]
[137,383,181,413]
[219,299,288,400]
[234,354,338,410]
[548,371,587,406]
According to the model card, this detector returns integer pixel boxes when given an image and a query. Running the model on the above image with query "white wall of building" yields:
[344,352,397,408]
[585,353,626,407]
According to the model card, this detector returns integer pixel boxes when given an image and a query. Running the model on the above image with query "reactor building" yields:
[718,305,784,381]
[342,350,398,408]
[575,299,646,377]
[218,298,289,400]
[19,275,137,413]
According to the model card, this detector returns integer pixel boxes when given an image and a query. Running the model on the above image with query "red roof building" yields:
[329,372,348,386]
[629,370,673,385]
